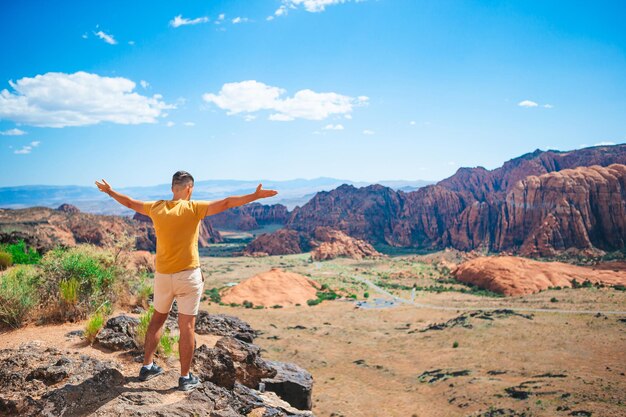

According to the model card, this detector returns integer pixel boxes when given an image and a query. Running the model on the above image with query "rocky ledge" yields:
[1,313,315,416]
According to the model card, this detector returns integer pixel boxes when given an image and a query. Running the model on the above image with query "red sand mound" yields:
[220,267,322,307]
[453,256,626,296]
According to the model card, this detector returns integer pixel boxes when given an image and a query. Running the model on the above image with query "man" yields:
[95,171,278,391]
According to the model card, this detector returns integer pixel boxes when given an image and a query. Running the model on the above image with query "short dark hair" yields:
[172,171,194,189]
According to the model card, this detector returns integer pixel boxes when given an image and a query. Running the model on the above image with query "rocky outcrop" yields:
[244,228,310,256]
[194,311,258,343]
[0,206,156,253]
[284,145,626,257]
[453,256,626,296]
[310,226,383,260]
[0,342,314,416]
[56,203,80,214]
[209,203,289,231]
[133,212,223,245]
[245,226,383,260]
[262,360,313,411]
[95,315,140,351]
[496,164,626,256]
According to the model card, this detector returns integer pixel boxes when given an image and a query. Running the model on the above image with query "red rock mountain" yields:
[278,145,626,256]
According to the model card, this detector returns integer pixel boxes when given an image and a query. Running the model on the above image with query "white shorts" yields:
[153,267,204,316]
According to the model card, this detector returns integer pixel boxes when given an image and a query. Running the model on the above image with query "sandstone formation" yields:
[284,145,626,257]
[453,256,626,296]
[0,206,155,253]
[244,228,310,256]
[220,268,322,307]
[309,226,383,260]
[209,202,289,231]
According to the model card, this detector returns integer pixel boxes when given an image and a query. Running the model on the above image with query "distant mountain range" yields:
[0,177,433,215]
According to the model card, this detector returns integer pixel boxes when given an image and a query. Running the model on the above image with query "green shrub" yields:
[307,298,321,306]
[204,287,221,303]
[0,240,41,265]
[0,265,39,327]
[0,251,12,270]
[614,284,626,292]
[159,328,179,358]
[84,312,105,344]
[550,297,558,303]
[135,305,154,348]
[363,291,369,298]
[39,245,121,320]
[271,304,283,309]
[452,341,459,348]
[243,300,254,309]
[59,278,80,306]
[134,272,153,308]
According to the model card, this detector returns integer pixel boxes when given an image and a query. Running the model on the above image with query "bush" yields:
[159,328,179,358]
[134,272,153,308]
[243,300,254,309]
[0,265,39,328]
[307,298,321,306]
[39,245,121,321]
[84,312,105,344]
[0,240,41,265]
[204,287,221,304]
[363,291,369,298]
[271,304,283,309]
[135,306,154,348]
[550,297,558,303]
[452,341,459,348]
[0,251,12,270]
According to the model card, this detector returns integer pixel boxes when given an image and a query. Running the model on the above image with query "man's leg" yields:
[178,313,196,376]
[143,310,169,365]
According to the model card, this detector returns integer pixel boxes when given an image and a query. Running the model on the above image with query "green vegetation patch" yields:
[0,240,41,265]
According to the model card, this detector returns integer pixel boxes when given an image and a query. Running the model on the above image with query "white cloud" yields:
[344,114,352,120]
[409,120,416,125]
[266,15,275,21]
[323,123,344,130]
[274,5,288,16]
[94,30,117,45]
[165,121,175,127]
[0,71,174,128]
[170,15,209,28]
[140,80,149,89]
[283,0,351,13]
[518,100,538,108]
[594,141,615,146]
[362,129,374,135]
[183,121,195,126]
[244,115,257,122]
[232,17,250,24]
[81,33,88,39]
[203,80,366,121]
[447,161,457,166]
[0,128,26,136]
[128,40,135,46]
[518,100,554,109]
[14,141,40,155]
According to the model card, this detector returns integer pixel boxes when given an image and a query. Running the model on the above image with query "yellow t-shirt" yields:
[143,199,212,274]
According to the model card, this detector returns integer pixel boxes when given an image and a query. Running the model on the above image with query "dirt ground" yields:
[2,252,625,416]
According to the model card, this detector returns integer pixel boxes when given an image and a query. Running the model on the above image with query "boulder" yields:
[195,311,258,343]
[94,315,139,351]
[262,360,313,411]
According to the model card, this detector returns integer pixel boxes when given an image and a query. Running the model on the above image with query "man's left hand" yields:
[95,179,112,195]
[254,183,278,198]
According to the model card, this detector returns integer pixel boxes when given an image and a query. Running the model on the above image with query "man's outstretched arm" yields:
[201,183,278,217]
[95,179,148,215]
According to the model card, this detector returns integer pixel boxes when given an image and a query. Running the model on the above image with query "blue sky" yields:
[1,0,625,187]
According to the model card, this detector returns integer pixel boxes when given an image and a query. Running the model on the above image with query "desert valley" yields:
[1,145,625,416]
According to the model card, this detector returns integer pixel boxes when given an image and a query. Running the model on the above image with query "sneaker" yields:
[138,362,164,381]
[178,372,201,391]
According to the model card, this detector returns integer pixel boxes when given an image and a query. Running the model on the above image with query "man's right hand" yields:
[95,179,112,195]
